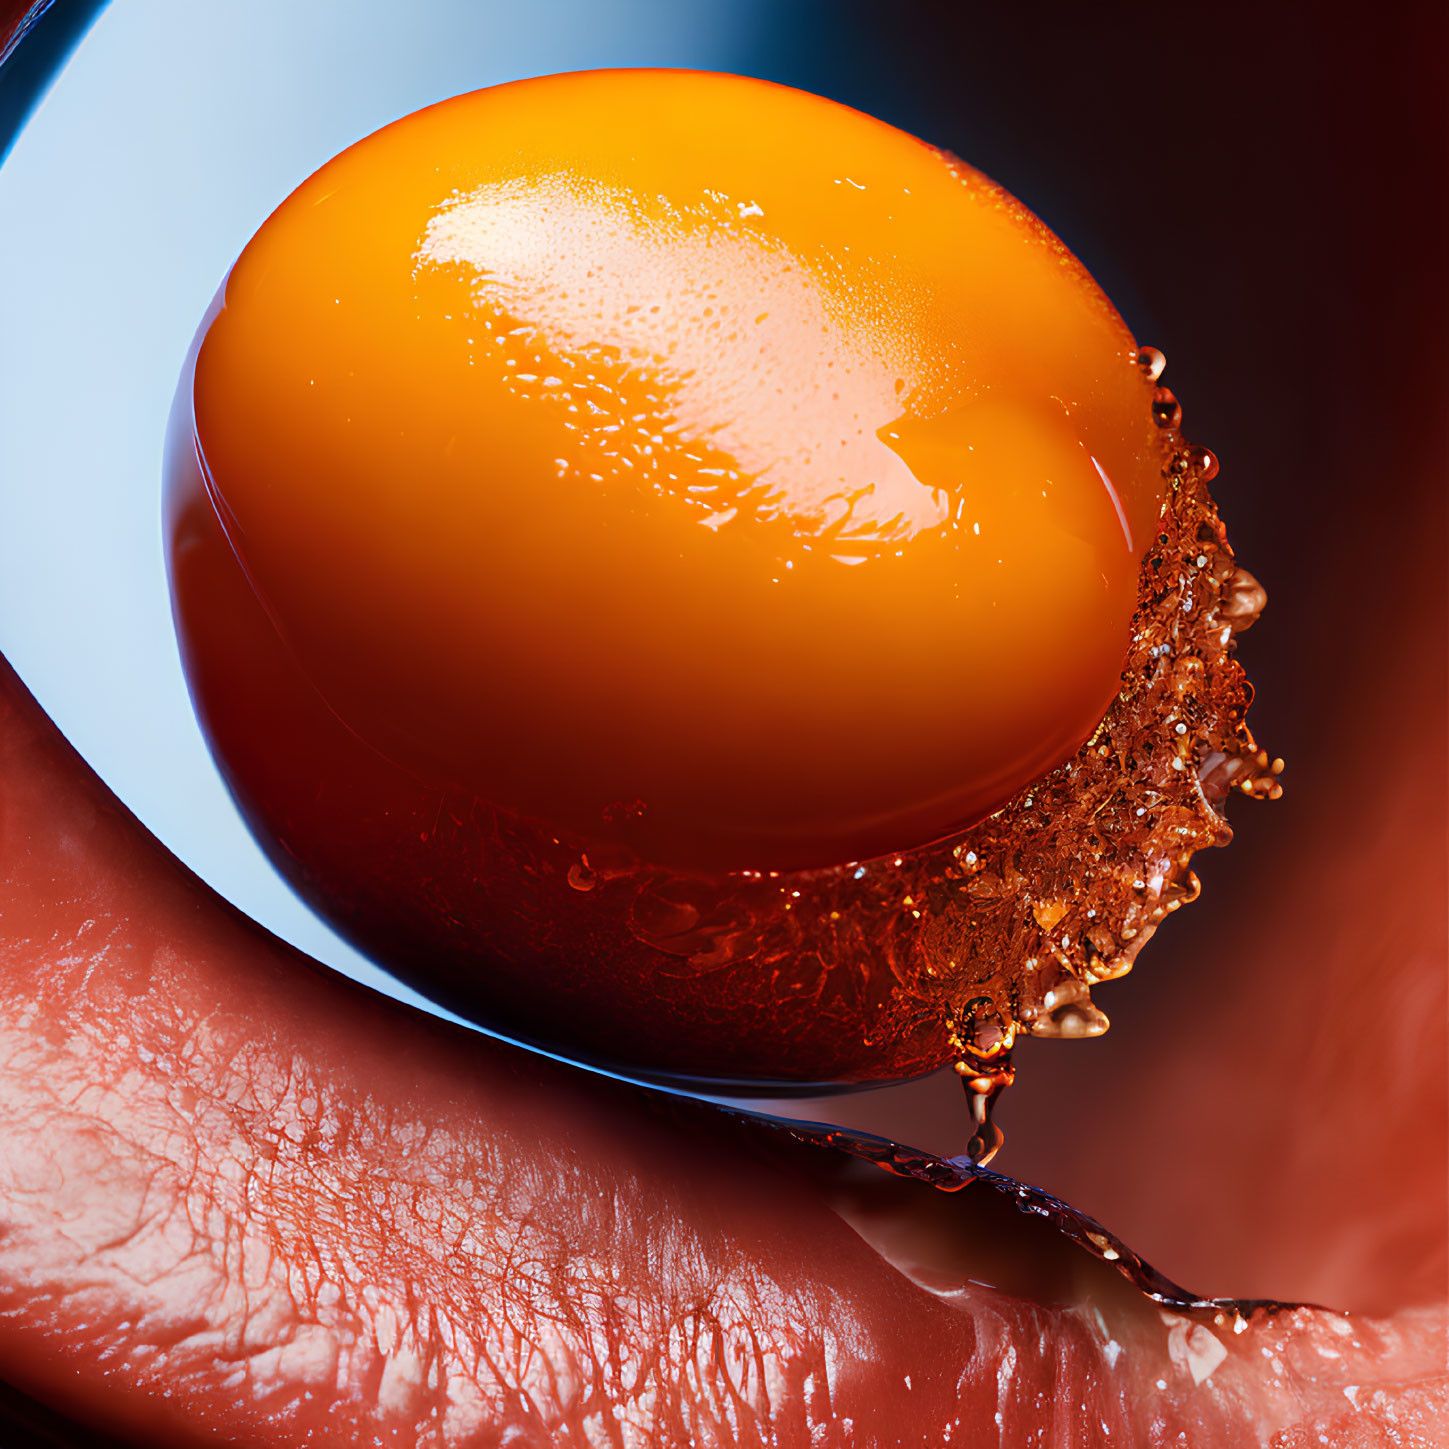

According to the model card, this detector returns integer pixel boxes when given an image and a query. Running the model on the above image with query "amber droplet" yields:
[1024,978,1110,1039]
[965,1121,1004,1166]
[1238,750,1285,801]
[1136,344,1167,382]
[960,1070,1009,1166]
[1220,566,1268,630]
[1151,386,1183,429]
[1186,443,1219,481]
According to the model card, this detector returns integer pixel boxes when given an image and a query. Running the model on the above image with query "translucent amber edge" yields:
[610,420,1278,1099]
[918,428,1278,1091]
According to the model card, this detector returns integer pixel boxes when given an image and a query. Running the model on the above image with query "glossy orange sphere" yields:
[186,69,1159,877]
[170,69,1166,1083]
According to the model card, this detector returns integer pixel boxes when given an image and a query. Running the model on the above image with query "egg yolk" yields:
[189,68,1162,876]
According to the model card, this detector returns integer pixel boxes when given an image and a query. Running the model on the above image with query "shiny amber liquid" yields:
[170,70,1172,1084]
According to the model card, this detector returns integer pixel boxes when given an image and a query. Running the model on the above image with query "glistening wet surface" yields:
[0,5,1445,1446]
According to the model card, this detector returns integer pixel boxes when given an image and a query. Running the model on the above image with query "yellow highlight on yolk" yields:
[190,68,1164,873]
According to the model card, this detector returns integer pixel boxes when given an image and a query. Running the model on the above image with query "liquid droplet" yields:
[567,858,597,891]
[1151,386,1182,429]
[1136,345,1167,382]
[964,1118,1004,1167]
[1237,749,1285,801]
[1186,443,1219,481]
[1039,1001,1110,1039]
[1220,565,1267,630]
[1022,977,1110,1038]
[958,1067,1010,1166]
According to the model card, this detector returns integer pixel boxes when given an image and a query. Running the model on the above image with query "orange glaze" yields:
[187,69,1163,877]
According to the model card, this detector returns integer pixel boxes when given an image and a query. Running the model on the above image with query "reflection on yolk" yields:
[189,67,1161,875]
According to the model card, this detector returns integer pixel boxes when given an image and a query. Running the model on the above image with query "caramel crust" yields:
[520,413,1277,1089]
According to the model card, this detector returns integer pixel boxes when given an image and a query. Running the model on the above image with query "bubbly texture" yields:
[187,68,1162,877]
